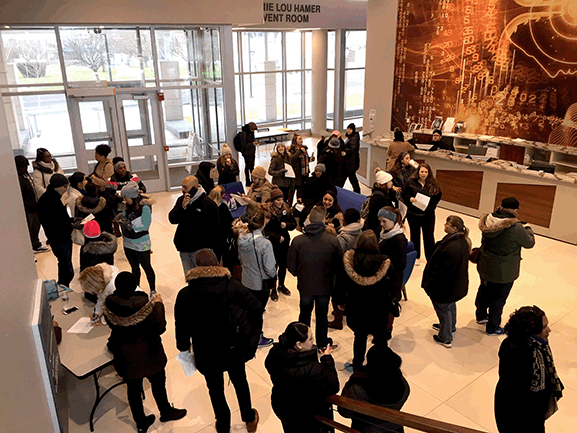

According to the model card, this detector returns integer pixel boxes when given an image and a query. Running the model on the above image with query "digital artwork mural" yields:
[392,0,577,146]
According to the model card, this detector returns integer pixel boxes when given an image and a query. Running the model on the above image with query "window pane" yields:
[287,122,302,130]
[345,30,366,69]
[286,71,302,120]
[327,31,335,69]
[305,31,312,70]
[61,28,153,85]
[235,74,242,126]
[3,94,76,170]
[200,28,222,83]
[243,73,283,123]
[285,32,302,70]
[305,71,312,117]
[345,69,365,118]
[343,117,363,131]
[0,29,63,85]
[155,30,197,83]
[241,32,282,72]
[327,70,334,119]
[233,32,239,74]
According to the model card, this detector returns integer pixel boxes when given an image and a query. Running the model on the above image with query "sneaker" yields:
[258,335,274,347]
[433,334,452,348]
[150,290,157,298]
[476,318,488,324]
[137,415,155,433]
[270,289,279,302]
[344,362,354,373]
[486,327,505,336]
[432,324,456,334]
[33,246,50,253]
[160,406,187,422]
[246,409,259,433]
[278,285,291,296]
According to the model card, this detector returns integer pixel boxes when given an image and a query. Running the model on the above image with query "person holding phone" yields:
[216,144,240,185]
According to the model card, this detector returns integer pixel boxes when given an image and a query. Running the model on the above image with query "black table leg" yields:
[89,371,125,431]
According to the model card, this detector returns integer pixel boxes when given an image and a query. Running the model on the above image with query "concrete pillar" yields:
[221,25,240,159]
[363,0,399,137]
[263,60,277,121]
[311,30,328,135]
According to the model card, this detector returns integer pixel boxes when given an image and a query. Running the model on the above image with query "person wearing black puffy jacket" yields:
[265,322,339,433]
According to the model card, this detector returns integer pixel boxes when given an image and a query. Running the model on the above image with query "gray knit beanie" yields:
[120,181,139,198]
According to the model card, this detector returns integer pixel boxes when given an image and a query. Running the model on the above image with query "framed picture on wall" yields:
[409,123,418,133]
[431,116,443,130]
[454,121,466,133]
[443,117,455,133]
[415,124,422,131]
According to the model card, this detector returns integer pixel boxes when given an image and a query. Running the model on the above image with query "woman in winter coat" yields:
[386,130,415,171]
[79,220,117,272]
[209,185,234,268]
[318,133,347,187]
[339,345,410,433]
[378,207,408,303]
[62,171,86,217]
[196,161,216,196]
[103,272,186,433]
[265,322,339,433]
[109,159,147,193]
[116,181,157,296]
[264,186,297,301]
[297,164,336,225]
[75,182,113,234]
[402,163,442,261]
[268,143,294,203]
[389,151,417,196]
[32,147,65,197]
[237,209,276,347]
[335,231,395,371]
[216,144,240,185]
[319,190,343,234]
[362,169,398,235]
[78,263,120,323]
[422,215,471,348]
[288,134,313,204]
[495,306,563,433]
[89,144,114,192]
[245,166,273,206]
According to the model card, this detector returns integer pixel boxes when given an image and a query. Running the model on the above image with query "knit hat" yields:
[248,122,258,131]
[501,197,520,210]
[269,186,284,202]
[309,205,327,223]
[315,163,326,173]
[328,137,340,148]
[377,208,397,223]
[49,173,69,188]
[114,160,126,172]
[195,249,218,266]
[120,181,139,198]
[83,220,101,239]
[252,166,266,179]
[347,123,356,132]
[221,143,232,156]
[375,170,393,185]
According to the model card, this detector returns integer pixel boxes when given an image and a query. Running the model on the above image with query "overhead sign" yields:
[263,2,322,24]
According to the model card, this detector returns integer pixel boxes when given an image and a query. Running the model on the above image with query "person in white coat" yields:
[78,263,120,323]
[32,148,64,197]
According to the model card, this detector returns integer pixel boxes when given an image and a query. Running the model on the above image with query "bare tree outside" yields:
[14,40,48,78]
[63,34,106,80]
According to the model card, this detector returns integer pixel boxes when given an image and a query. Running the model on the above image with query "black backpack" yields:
[226,286,263,362]
[233,131,243,152]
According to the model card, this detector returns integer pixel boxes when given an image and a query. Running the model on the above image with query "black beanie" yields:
[14,155,29,170]
[49,173,69,188]
[501,197,520,210]
[114,271,138,298]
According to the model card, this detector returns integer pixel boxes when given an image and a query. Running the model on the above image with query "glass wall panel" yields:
[286,71,302,120]
[199,28,222,83]
[344,69,365,118]
[241,32,282,73]
[243,73,283,123]
[285,32,302,70]
[155,30,198,82]
[327,70,335,119]
[0,29,63,85]
[327,31,336,69]
[235,75,242,126]
[233,31,239,74]
[305,71,312,118]
[345,31,366,69]
[305,32,312,70]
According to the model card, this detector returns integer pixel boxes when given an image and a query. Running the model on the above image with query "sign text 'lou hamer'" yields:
[263,2,322,23]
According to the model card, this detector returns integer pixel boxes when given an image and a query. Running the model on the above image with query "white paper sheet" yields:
[81,214,95,224]
[284,164,296,179]
[176,351,197,376]
[294,203,305,212]
[414,192,430,211]
[67,317,93,334]
[231,193,250,206]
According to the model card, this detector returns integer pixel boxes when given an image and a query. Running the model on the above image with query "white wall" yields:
[0,93,55,431]
[362,0,398,136]
[0,0,262,25]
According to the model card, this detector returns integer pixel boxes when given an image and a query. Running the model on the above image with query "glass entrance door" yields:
[69,93,167,192]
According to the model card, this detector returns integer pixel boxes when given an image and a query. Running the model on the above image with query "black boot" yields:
[137,415,155,433]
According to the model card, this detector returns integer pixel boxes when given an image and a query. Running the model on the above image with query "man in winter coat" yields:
[336,208,363,253]
[175,249,262,433]
[15,155,49,253]
[37,174,75,287]
[475,197,535,335]
[287,205,342,349]
[169,175,219,275]
[238,122,259,186]
[344,123,361,193]
[104,272,186,432]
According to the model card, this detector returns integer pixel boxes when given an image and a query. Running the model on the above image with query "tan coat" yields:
[386,141,414,171]
[91,158,114,190]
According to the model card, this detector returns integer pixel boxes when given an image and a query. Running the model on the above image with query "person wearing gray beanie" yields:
[315,163,326,173]
[120,181,140,199]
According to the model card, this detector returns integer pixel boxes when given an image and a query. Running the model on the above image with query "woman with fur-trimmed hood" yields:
[75,181,113,234]
[79,220,117,271]
[334,231,395,371]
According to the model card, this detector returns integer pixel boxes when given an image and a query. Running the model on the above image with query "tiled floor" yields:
[36,140,577,433]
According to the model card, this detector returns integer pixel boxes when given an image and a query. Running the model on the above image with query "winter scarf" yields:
[379,223,404,241]
[528,336,564,398]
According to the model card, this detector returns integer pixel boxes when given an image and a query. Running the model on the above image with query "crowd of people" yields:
[17,126,563,433]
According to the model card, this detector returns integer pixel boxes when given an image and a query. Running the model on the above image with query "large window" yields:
[343,30,366,130]
[234,30,312,130]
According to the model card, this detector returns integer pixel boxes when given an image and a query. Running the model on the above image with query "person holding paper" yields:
[401,163,442,263]
[117,181,158,296]
[268,143,294,203]
[74,181,113,234]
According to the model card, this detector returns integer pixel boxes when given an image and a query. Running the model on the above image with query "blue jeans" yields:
[475,279,514,333]
[180,250,211,275]
[51,238,74,287]
[432,301,457,342]
[298,294,330,348]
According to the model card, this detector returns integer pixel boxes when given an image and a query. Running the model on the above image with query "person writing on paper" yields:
[269,143,295,203]
[78,263,120,324]
[104,272,186,433]
[429,129,455,152]
[402,163,442,263]
[175,249,263,433]
[244,166,273,208]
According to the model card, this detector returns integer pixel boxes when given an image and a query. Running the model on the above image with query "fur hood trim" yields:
[102,298,155,327]
[185,266,231,282]
[32,159,60,174]
[478,212,518,233]
[343,249,391,286]
[76,196,107,214]
[82,232,118,255]
[139,195,156,207]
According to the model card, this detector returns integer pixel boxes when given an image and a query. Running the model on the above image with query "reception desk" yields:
[358,138,577,244]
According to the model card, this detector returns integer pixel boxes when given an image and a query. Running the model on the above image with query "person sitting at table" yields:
[429,129,455,152]
[103,272,187,433]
